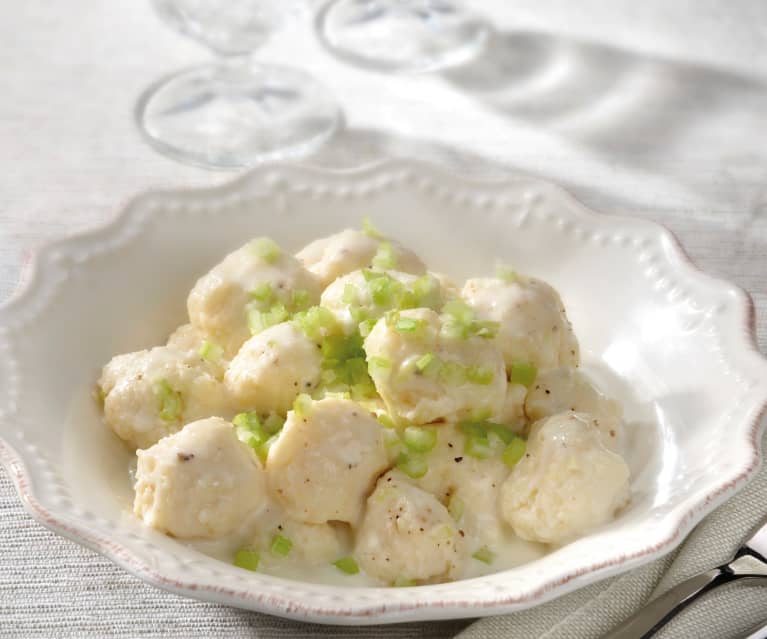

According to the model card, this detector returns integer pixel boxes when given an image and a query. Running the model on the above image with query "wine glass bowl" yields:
[316,0,489,73]
[137,0,340,169]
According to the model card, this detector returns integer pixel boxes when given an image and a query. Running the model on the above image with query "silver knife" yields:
[602,513,767,639]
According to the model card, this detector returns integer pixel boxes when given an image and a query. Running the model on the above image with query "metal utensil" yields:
[602,514,767,638]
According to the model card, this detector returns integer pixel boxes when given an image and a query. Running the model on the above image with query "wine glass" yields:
[316,0,489,73]
[137,0,341,169]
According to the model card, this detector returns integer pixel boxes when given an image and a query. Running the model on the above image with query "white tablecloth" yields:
[1,1,766,637]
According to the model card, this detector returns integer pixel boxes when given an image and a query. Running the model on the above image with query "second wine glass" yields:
[316,0,489,73]
[138,0,341,169]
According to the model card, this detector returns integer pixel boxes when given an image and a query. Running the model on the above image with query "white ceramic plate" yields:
[1,161,766,624]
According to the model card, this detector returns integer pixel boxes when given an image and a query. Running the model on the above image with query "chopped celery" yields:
[394,576,417,587]
[154,379,182,422]
[342,283,358,304]
[358,318,376,337]
[367,356,391,377]
[395,452,428,479]
[448,494,465,520]
[362,216,384,239]
[251,238,281,263]
[291,289,310,310]
[487,422,515,445]
[395,316,425,333]
[509,361,537,387]
[247,302,288,335]
[377,412,396,429]
[270,534,293,557]
[372,241,397,270]
[257,433,279,464]
[403,426,437,453]
[262,412,286,434]
[249,282,273,303]
[293,393,312,417]
[233,548,260,571]
[332,556,359,575]
[472,546,494,564]
[496,265,517,283]
[412,275,441,309]
[382,427,401,446]
[465,435,493,459]
[198,339,223,363]
[415,352,435,371]
[294,306,339,341]
[466,365,494,385]
[439,361,466,385]
[472,320,500,339]
[502,437,527,468]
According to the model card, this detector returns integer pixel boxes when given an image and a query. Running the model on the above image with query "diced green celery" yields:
[358,318,376,337]
[369,274,395,306]
[395,317,425,333]
[395,452,428,479]
[415,352,435,372]
[251,238,281,264]
[233,548,260,571]
[198,339,223,363]
[153,378,182,422]
[294,306,339,341]
[332,556,359,575]
[502,437,526,468]
[377,413,396,429]
[250,282,273,303]
[367,356,391,377]
[393,576,417,587]
[472,546,494,564]
[509,361,537,387]
[233,411,262,432]
[344,357,369,384]
[472,320,500,339]
[412,275,441,309]
[439,361,466,385]
[293,393,313,418]
[262,412,286,434]
[466,365,494,385]
[292,289,310,310]
[465,435,493,459]
[458,421,486,438]
[442,299,475,325]
[362,216,384,239]
[270,534,293,557]
[372,241,397,270]
[496,265,517,283]
[403,426,437,453]
[487,422,515,445]
[350,380,376,401]
[246,302,288,335]
[342,283,358,304]
[448,494,465,520]
[257,433,279,464]
[382,428,402,453]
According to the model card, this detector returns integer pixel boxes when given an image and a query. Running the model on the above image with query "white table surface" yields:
[1,1,766,637]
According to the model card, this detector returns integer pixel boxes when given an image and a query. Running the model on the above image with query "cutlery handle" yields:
[601,567,731,639]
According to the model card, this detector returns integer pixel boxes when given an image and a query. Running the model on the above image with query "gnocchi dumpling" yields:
[320,269,446,333]
[296,229,426,288]
[99,346,231,450]
[462,276,580,371]
[355,470,466,585]
[500,412,630,545]
[525,368,624,452]
[187,238,321,355]
[133,417,267,539]
[364,308,507,425]
[266,398,389,524]
[224,321,322,414]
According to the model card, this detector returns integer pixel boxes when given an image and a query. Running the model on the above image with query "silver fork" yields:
[602,513,767,638]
